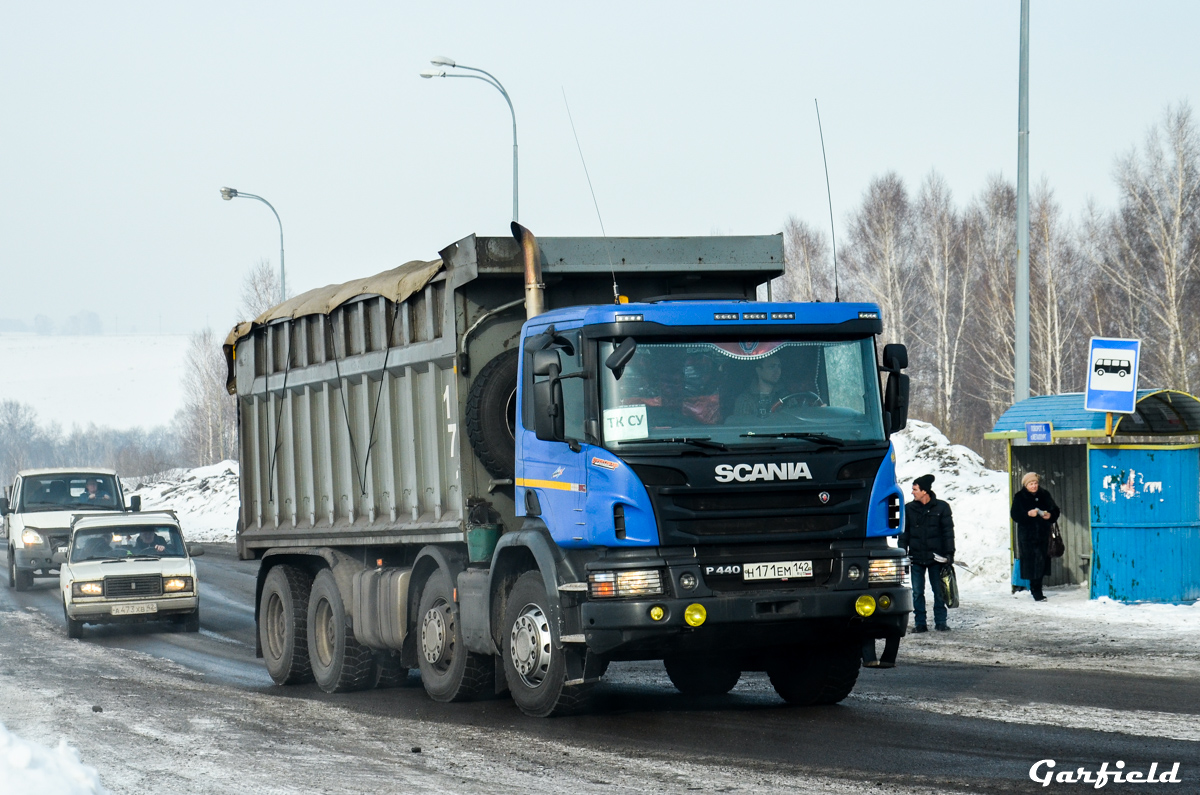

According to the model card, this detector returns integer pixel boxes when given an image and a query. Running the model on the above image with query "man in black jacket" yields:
[899,474,955,632]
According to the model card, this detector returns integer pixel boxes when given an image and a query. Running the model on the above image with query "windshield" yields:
[599,338,885,449]
[20,474,121,512]
[70,525,186,562]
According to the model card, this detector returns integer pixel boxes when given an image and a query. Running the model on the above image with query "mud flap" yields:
[862,636,900,668]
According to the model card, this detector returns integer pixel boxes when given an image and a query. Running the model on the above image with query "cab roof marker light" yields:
[742,312,768,320]
[771,312,795,320]
[615,313,643,322]
[713,313,738,321]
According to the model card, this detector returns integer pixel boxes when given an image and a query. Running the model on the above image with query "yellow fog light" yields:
[855,595,877,617]
[683,603,707,627]
[649,605,665,621]
[878,593,893,611]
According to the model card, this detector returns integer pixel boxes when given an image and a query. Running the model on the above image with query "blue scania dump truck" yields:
[227,225,912,717]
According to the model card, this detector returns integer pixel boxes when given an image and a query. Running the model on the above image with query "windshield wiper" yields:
[739,431,846,447]
[620,437,729,451]
[98,558,130,564]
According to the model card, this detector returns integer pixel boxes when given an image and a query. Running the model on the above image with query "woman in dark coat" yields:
[1010,471,1060,601]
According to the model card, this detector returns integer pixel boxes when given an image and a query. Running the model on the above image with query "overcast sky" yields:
[2,1,1196,336]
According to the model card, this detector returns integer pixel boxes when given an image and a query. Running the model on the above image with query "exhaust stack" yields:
[512,221,544,319]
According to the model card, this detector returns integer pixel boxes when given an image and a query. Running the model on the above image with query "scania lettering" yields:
[229,225,913,718]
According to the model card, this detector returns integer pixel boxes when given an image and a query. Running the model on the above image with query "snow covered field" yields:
[0,332,190,430]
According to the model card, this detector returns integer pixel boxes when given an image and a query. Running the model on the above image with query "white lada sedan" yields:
[60,512,203,638]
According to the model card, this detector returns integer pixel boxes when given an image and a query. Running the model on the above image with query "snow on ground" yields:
[0,332,189,430]
[892,420,1200,678]
[0,720,106,795]
[125,461,240,543]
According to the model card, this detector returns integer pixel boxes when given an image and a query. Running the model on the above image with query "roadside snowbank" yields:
[0,721,106,794]
[126,461,239,543]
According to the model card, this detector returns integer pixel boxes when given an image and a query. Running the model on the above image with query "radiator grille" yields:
[104,576,162,598]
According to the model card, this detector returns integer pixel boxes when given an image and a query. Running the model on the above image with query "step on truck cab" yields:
[228,225,912,717]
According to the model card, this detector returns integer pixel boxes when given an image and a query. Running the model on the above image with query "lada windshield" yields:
[70,525,186,562]
[20,474,120,511]
[599,338,885,449]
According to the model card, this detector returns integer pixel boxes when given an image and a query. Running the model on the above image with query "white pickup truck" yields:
[3,468,138,591]
[60,512,204,638]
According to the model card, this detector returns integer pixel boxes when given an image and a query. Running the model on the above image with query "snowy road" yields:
[1,544,1196,794]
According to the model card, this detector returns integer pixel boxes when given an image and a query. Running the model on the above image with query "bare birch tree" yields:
[177,329,237,465]
[240,258,285,321]
[839,173,917,346]
[1029,182,1088,395]
[776,217,832,302]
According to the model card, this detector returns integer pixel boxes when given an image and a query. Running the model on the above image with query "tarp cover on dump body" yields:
[222,258,443,394]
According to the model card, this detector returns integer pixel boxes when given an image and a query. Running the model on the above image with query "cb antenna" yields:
[562,87,621,303]
[815,98,840,302]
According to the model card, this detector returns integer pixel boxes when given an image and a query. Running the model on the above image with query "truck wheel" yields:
[308,569,377,693]
[259,564,315,685]
[502,571,594,717]
[465,349,519,481]
[373,651,410,689]
[416,569,494,702]
[64,603,84,639]
[767,644,861,706]
[10,552,32,591]
[664,654,740,696]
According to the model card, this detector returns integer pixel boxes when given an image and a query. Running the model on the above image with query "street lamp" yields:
[420,57,519,222]
[220,187,286,304]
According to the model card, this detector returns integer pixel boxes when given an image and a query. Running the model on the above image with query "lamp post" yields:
[421,57,519,222]
[220,187,286,304]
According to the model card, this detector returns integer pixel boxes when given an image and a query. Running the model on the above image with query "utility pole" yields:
[1014,0,1031,403]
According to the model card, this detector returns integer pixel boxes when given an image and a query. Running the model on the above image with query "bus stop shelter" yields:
[985,390,1200,603]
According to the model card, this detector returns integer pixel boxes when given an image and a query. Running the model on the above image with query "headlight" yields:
[22,530,45,546]
[868,558,904,585]
[588,569,664,598]
[163,577,193,593]
[72,581,103,597]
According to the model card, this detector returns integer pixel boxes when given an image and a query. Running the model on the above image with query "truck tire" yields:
[767,644,861,706]
[664,654,740,696]
[64,603,84,639]
[259,564,315,685]
[308,569,377,693]
[502,571,595,717]
[373,651,410,689]
[10,551,32,591]
[416,569,494,702]
[465,349,519,481]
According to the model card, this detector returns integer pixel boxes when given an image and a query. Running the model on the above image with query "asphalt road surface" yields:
[1,544,1194,794]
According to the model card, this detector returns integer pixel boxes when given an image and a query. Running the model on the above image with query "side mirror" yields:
[0,497,8,517]
[605,337,638,381]
[533,377,565,442]
[885,372,910,432]
[129,495,141,512]
[51,548,67,565]
[531,348,561,378]
[188,543,205,557]
[883,343,908,371]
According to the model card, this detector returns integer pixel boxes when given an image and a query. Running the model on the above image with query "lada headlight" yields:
[163,577,193,593]
[588,569,664,598]
[72,581,103,597]
[22,530,45,546]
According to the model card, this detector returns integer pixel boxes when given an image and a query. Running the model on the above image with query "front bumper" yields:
[580,586,911,656]
[66,595,198,622]
[14,547,59,574]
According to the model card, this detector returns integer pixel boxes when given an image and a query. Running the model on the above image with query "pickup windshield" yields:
[599,338,885,449]
[20,474,121,512]
[70,525,186,563]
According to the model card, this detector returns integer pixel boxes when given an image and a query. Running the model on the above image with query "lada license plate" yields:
[111,603,157,616]
[743,560,813,581]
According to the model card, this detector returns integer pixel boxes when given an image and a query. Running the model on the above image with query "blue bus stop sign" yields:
[1085,337,1140,413]
[1025,421,1052,443]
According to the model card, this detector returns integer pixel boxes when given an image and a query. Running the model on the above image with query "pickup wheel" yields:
[502,571,594,717]
[664,654,740,696]
[465,349,519,481]
[308,570,377,693]
[64,602,84,639]
[416,569,494,702]
[767,643,861,706]
[259,564,315,685]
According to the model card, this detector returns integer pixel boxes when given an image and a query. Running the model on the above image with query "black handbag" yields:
[1048,522,1065,559]
[939,563,960,609]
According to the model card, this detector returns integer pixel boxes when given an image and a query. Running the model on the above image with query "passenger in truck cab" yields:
[678,351,723,425]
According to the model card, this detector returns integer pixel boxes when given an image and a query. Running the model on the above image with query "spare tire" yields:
[466,349,519,480]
